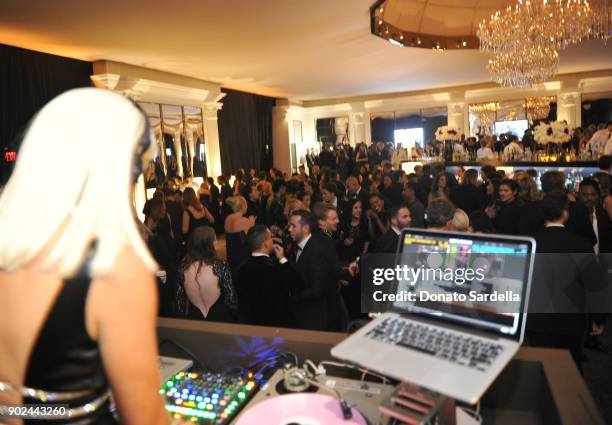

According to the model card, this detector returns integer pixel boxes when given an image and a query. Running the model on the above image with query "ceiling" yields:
[1,0,610,101]
[383,0,514,36]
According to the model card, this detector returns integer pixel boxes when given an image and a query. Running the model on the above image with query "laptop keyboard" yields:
[365,318,504,372]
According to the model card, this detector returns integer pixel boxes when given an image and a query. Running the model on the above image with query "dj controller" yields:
[159,355,476,425]
[159,356,398,425]
[161,369,259,423]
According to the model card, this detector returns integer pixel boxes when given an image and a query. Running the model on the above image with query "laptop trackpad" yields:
[353,346,431,381]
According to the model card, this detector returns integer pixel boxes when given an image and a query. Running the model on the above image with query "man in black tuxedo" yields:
[311,202,347,331]
[371,203,412,254]
[526,192,598,370]
[234,225,303,328]
[401,183,425,228]
[538,171,597,247]
[321,183,346,226]
[242,183,265,225]
[287,210,339,331]
[218,175,233,203]
[345,176,370,207]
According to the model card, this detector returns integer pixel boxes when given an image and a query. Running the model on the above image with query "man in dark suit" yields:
[234,225,303,328]
[318,144,336,170]
[540,171,597,247]
[345,176,370,207]
[579,178,612,253]
[321,183,346,226]
[287,210,339,331]
[526,192,598,370]
[218,175,233,203]
[401,183,425,228]
[371,203,412,254]
[311,202,348,331]
[242,183,265,225]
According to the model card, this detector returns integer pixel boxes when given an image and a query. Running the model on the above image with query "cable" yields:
[303,360,319,376]
[280,351,299,366]
[158,339,207,371]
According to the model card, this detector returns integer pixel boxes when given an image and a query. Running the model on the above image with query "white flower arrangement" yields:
[435,126,461,142]
[533,121,572,144]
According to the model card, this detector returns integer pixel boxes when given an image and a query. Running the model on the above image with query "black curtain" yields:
[371,116,395,143]
[582,99,612,127]
[217,88,275,174]
[0,44,93,183]
[371,114,448,144]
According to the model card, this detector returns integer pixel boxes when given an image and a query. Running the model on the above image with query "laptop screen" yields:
[393,229,534,340]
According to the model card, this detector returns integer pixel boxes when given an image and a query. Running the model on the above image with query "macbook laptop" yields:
[331,229,535,404]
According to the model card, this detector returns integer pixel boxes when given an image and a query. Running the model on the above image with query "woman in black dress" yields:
[0,88,168,424]
[182,186,215,243]
[338,199,370,262]
[180,226,238,322]
[339,199,370,320]
[487,179,524,235]
[224,196,256,274]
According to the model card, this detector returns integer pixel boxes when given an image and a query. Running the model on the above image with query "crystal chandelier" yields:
[469,102,499,113]
[524,96,556,120]
[478,0,596,87]
[594,0,612,41]
[486,46,560,87]
[469,102,499,126]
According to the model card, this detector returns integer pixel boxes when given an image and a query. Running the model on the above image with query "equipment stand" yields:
[379,382,457,425]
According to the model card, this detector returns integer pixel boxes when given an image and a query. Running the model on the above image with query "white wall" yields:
[271,73,612,158]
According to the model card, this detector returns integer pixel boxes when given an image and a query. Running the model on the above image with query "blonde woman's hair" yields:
[0,88,157,277]
[451,208,471,232]
[514,171,541,202]
[226,196,246,213]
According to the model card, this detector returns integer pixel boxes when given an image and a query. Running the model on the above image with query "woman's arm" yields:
[214,261,238,311]
[87,248,169,425]
[204,207,215,224]
[182,210,190,235]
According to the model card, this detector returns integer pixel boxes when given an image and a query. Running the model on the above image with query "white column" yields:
[364,112,372,145]
[447,102,468,136]
[272,106,291,174]
[203,102,223,178]
[349,112,366,146]
[556,92,582,128]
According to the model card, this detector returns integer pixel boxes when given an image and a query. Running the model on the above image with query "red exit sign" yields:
[4,151,16,162]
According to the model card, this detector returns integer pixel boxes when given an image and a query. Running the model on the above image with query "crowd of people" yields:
[142,138,612,369]
[2,88,610,425]
[295,121,612,164]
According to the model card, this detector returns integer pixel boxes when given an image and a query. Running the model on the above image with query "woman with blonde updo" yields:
[224,196,255,273]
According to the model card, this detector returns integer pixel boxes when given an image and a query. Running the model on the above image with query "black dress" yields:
[338,219,369,262]
[1,260,118,424]
[184,208,212,241]
[181,260,238,323]
[493,198,524,235]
